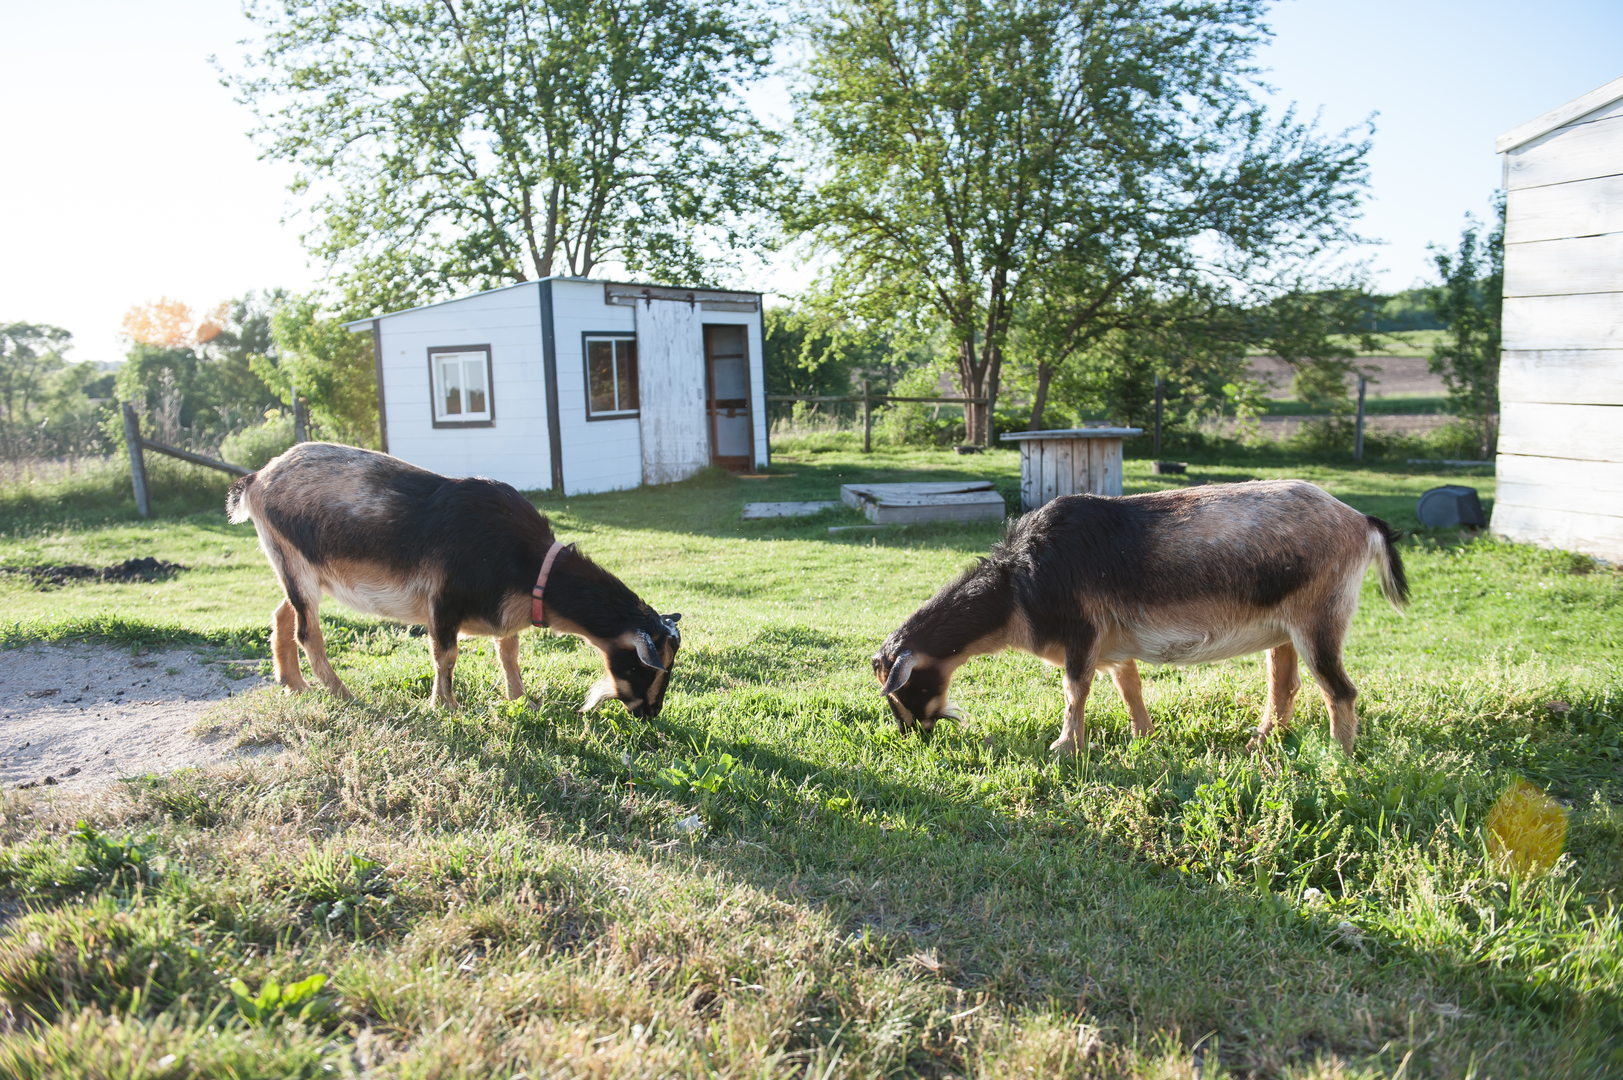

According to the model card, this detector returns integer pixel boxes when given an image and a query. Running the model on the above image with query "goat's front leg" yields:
[1106,660,1154,737]
[1051,640,1098,756]
[496,634,524,700]
[427,618,460,710]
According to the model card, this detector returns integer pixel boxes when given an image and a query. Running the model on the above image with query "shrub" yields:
[876,366,964,447]
[0,454,231,529]
[219,416,296,472]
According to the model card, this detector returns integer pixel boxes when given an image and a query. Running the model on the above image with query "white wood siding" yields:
[1502,233,1623,297]
[548,279,642,495]
[377,282,552,490]
[1504,174,1623,244]
[1503,111,1623,190]
[1498,402,1623,463]
[636,299,710,484]
[1500,350,1623,406]
[1494,83,1623,561]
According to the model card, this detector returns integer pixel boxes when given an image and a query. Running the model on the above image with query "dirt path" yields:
[0,642,273,791]
[1249,355,1445,398]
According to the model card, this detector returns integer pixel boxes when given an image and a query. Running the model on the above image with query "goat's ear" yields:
[662,612,681,642]
[582,677,617,713]
[664,612,681,624]
[880,650,916,696]
[633,630,666,671]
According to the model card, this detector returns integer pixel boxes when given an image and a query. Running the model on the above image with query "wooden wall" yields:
[1495,88,1623,561]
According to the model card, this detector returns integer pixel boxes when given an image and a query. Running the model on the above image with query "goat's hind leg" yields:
[270,598,309,693]
[1248,642,1302,751]
[1297,626,1358,757]
[288,587,353,700]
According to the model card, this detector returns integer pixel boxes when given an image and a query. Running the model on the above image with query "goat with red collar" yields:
[227,443,681,716]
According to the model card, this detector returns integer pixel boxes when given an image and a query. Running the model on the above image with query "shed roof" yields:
[340,276,763,331]
[1497,74,1623,154]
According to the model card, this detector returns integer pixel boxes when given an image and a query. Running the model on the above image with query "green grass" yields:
[0,448,1619,1077]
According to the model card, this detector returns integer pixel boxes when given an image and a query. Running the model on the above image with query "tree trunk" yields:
[957,334,985,447]
[1028,362,1054,431]
[982,339,1003,446]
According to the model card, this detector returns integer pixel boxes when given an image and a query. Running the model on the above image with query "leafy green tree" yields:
[763,307,855,399]
[234,0,782,314]
[1429,196,1505,459]
[795,0,1370,444]
[253,296,380,448]
[0,322,72,455]
[113,294,288,448]
[1008,282,1378,435]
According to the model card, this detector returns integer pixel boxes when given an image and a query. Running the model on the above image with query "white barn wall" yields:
[1494,78,1623,561]
[365,277,766,497]
[376,282,553,490]
[547,278,642,495]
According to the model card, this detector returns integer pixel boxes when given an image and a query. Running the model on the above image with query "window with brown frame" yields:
[428,346,494,427]
[583,334,639,420]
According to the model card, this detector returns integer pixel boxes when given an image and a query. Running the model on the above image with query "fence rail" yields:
[121,401,266,519]
[767,382,989,452]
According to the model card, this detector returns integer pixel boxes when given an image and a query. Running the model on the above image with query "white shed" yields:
[346,278,768,495]
[1493,75,1623,561]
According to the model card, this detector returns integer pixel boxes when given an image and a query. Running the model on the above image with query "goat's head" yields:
[872,643,962,737]
[583,612,682,718]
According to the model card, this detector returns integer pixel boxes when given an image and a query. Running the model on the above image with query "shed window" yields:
[584,336,638,419]
[429,347,493,425]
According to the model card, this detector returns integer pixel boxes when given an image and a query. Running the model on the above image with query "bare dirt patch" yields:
[1249,355,1445,398]
[0,557,185,589]
[0,642,273,790]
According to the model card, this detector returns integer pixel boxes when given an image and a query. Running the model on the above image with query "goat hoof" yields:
[1246,732,1270,753]
[1048,736,1083,756]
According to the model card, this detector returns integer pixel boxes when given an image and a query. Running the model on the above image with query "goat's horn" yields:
[880,650,916,696]
[633,630,666,671]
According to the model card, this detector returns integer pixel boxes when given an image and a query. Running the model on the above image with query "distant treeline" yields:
[1360,288,1449,333]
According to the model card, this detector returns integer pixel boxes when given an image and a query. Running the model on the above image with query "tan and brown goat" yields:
[873,480,1409,756]
[228,443,681,715]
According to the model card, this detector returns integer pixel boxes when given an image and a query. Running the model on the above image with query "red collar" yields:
[531,541,565,627]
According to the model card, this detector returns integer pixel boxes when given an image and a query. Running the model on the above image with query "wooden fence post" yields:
[861,379,872,454]
[1354,375,1367,462]
[292,387,307,444]
[121,402,151,519]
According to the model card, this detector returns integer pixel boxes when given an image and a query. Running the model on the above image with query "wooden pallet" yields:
[741,500,840,520]
[838,481,1005,524]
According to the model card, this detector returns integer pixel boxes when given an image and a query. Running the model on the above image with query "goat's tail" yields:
[225,472,257,524]
[1365,515,1410,610]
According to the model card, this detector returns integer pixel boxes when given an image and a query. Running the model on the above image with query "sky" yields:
[3,0,1621,364]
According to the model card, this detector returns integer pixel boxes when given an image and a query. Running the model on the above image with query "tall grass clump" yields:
[0,454,232,530]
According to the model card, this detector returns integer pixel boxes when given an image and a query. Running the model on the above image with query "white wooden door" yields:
[635,299,709,484]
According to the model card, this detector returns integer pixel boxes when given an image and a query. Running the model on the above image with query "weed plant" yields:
[0,449,1617,1076]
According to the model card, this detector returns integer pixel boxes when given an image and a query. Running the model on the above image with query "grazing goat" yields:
[227,443,681,716]
[873,480,1408,757]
